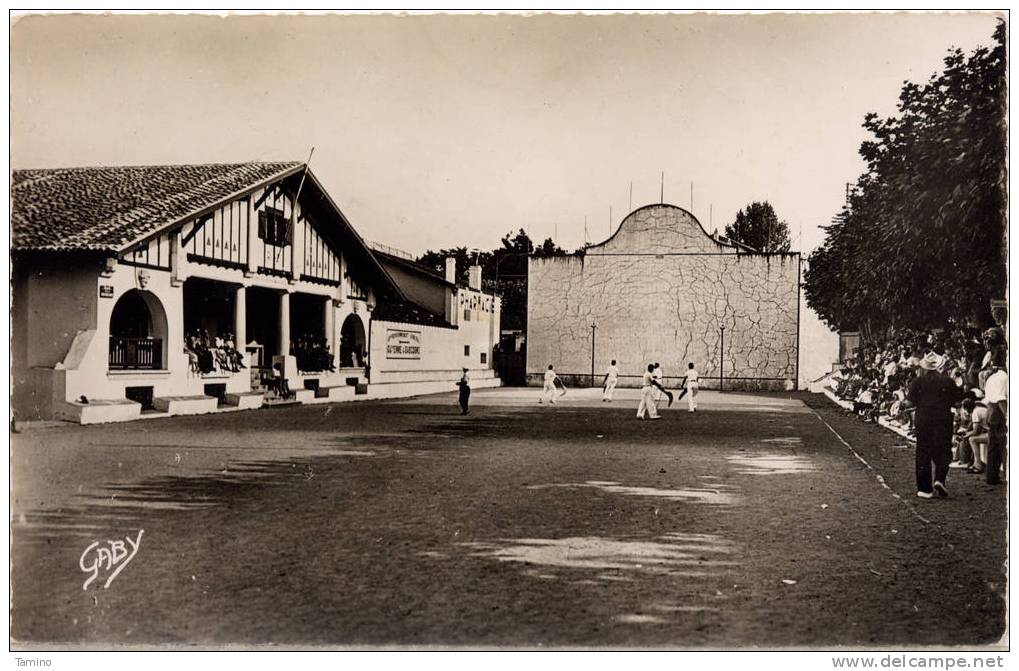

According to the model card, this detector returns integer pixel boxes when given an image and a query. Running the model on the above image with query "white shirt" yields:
[653,367,663,381]
[641,371,654,388]
[687,369,699,384]
[605,364,619,381]
[985,370,1008,404]
[970,404,989,431]
[544,370,556,384]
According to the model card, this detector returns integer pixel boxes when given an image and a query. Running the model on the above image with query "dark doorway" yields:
[291,293,326,340]
[246,286,281,366]
[340,313,367,368]
[183,278,237,339]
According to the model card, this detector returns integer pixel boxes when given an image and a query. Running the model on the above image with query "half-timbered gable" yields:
[180,198,251,270]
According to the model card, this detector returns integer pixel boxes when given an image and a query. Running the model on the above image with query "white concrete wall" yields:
[797,296,839,390]
[370,288,501,384]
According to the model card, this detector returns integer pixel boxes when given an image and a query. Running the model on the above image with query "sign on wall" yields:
[386,329,422,359]
[99,285,115,298]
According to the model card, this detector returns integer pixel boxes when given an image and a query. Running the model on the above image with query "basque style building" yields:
[12,162,500,423]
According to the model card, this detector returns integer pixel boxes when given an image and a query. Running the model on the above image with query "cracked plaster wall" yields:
[526,205,800,391]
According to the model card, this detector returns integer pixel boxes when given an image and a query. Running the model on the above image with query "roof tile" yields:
[11,162,302,251]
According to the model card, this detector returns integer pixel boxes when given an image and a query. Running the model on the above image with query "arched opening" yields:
[109,289,168,369]
[339,313,367,368]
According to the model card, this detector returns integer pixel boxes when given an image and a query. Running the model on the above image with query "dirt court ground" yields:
[10,388,1007,649]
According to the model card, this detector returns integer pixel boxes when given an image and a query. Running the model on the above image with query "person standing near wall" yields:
[652,363,663,403]
[457,366,471,415]
[540,364,559,405]
[637,363,671,420]
[685,362,700,412]
[602,359,619,402]
[908,352,964,498]
[983,349,1007,485]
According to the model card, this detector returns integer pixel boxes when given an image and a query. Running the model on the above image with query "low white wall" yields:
[370,311,499,384]
[797,297,839,390]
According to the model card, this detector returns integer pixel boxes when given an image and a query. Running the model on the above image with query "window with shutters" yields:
[258,207,291,247]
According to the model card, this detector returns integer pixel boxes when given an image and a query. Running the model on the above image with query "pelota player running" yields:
[602,359,619,402]
[539,364,560,405]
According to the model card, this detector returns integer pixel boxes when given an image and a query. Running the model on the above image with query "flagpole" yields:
[290,146,315,227]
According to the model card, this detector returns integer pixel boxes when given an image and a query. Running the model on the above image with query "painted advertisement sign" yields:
[386,329,421,359]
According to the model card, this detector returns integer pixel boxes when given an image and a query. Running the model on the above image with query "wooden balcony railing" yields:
[109,337,163,370]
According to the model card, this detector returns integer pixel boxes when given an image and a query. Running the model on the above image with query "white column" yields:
[324,297,336,367]
[279,291,291,356]
[234,285,247,362]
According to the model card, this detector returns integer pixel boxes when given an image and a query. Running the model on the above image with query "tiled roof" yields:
[11,162,303,251]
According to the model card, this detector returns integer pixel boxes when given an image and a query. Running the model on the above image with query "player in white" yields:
[685,362,700,412]
[637,363,671,420]
[602,359,619,402]
[539,364,559,405]
[652,362,663,403]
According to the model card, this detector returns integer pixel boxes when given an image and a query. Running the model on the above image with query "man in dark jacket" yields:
[456,367,471,415]
[908,352,964,498]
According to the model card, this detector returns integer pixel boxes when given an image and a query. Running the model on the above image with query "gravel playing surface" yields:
[10,389,1007,648]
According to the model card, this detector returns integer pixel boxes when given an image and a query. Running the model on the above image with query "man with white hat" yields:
[907,351,965,498]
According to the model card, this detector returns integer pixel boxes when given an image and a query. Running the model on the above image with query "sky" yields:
[10,11,1003,257]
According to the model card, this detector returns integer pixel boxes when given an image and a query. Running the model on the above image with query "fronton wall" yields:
[526,252,800,391]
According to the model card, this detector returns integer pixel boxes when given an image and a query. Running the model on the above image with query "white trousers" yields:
[540,381,557,404]
[603,379,617,400]
[637,386,659,418]
[687,382,699,411]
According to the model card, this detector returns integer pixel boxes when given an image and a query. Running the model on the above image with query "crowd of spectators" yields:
[292,334,336,373]
[828,325,1008,481]
[185,330,246,375]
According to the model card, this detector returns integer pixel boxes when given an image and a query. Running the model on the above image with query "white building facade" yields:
[12,162,500,423]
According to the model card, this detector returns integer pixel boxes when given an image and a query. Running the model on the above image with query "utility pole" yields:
[690,181,694,212]
[590,323,597,388]
[719,326,725,393]
[660,172,664,204]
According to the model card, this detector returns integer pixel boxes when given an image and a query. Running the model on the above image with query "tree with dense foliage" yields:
[724,201,792,252]
[804,22,1006,337]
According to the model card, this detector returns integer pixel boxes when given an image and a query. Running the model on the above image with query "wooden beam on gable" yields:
[181,213,215,247]
[252,184,280,211]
